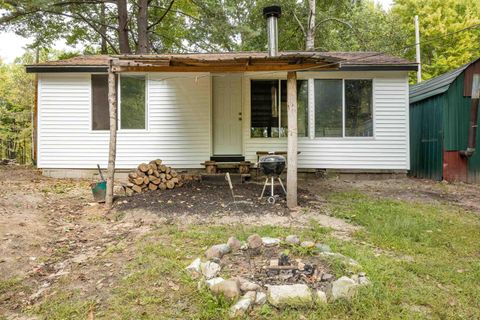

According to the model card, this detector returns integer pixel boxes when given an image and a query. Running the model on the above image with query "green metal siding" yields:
[468,107,480,183]
[443,74,470,151]
[409,94,444,180]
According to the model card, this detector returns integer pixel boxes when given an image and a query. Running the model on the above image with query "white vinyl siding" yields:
[37,73,211,169]
[243,72,410,170]
[37,70,409,171]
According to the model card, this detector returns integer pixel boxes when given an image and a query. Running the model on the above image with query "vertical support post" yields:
[287,71,298,209]
[105,59,118,209]
[414,15,422,83]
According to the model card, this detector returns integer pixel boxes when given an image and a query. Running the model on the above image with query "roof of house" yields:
[26,51,417,73]
[410,58,480,103]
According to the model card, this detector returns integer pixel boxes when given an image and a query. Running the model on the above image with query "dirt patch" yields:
[115,181,322,216]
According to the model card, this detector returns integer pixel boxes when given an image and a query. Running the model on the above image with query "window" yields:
[91,75,109,130]
[120,75,146,129]
[250,79,308,138]
[314,79,373,138]
[314,79,342,137]
[345,80,373,137]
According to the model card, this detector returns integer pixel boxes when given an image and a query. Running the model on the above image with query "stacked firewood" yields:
[125,159,182,196]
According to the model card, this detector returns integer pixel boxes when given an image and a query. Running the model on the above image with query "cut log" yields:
[154,159,162,166]
[143,176,150,185]
[159,173,166,180]
[126,182,134,187]
[125,187,134,197]
[153,170,160,177]
[132,185,142,193]
[148,183,158,191]
[138,163,149,172]
[137,170,146,178]
[159,183,167,190]
[166,174,172,180]
[166,181,175,189]
[171,177,179,184]
[165,167,171,174]
[148,174,156,181]
[152,178,161,185]
[159,165,167,172]
[134,177,144,185]
[128,172,138,179]
[171,170,177,177]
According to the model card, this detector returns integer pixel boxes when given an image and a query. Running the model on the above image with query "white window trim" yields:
[118,73,149,132]
[312,78,375,140]
[249,78,310,139]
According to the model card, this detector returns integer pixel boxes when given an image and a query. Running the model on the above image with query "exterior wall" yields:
[37,73,211,169]
[243,71,410,170]
[409,94,445,180]
[38,70,410,171]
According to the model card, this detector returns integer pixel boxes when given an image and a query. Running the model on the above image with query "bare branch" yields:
[147,0,175,30]
[293,11,306,36]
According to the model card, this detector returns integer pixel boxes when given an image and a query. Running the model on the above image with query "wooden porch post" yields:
[287,71,298,209]
[105,59,118,209]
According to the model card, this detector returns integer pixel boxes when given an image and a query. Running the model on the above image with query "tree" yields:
[393,0,480,80]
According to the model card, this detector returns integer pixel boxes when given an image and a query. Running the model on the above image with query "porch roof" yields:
[25,51,417,73]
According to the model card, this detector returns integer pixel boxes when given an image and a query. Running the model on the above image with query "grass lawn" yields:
[28,191,480,319]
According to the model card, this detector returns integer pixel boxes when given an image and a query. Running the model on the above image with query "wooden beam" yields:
[287,71,298,209]
[32,74,38,165]
[112,63,336,73]
[105,59,118,209]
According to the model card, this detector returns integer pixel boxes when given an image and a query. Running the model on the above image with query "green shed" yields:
[409,58,480,182]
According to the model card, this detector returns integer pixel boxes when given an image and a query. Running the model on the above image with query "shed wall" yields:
[409,94,444,180]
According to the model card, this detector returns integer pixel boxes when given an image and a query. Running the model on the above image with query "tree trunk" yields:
[105,60,118,209]
[306,0,316,51]
[100,3,108,54]
[137,0,149,54]
[286,72,298,209]
[117,0,132,54]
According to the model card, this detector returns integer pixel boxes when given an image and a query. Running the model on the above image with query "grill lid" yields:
[259,155,286,163]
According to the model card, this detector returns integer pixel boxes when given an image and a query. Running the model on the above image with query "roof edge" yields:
[26,65,109,73]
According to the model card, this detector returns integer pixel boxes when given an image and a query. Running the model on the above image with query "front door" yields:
[213,75,242,155]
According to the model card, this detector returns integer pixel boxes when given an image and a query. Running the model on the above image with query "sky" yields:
[0,0,394,63]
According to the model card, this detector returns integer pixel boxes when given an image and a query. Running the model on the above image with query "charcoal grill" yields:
[258,155,287,204]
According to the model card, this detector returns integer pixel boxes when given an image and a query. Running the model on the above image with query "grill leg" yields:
[271,177,274,197]
[278,177,286,195]
[260,178,268,199]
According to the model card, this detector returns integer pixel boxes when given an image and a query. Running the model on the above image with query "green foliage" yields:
[393,0,480,80]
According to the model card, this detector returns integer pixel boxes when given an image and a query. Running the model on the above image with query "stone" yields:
[358,275,371,286]
[205,244,230,260]
[185,258,202,277]
[315,290,328,304]
[211,279,241,300]
[285,234,300,245]
[247,234,263,249]
[237,277,261,292]
[227,237,242,251]
[315,243,332,253]
[205,277,224,288]
[330,276,358,301]
[200,261,221,279]
[269,259,279,267]
[255,291,267,305]
[300,241,315,248]
[321,273,334,282]
[262,237,281,247]
[267,284,313,308]
[229,291,255,317]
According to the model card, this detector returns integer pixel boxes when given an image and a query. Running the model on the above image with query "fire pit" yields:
[186,234,370,316]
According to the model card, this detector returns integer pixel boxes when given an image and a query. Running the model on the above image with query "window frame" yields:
[313,78,375,140]
[118,73,149,132]
[249,78,309,139]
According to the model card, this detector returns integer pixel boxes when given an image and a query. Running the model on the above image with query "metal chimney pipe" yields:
[263,6,282,57]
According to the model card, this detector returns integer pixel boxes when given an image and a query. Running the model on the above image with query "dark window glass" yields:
[121,75,146,129]
[314,79,342,137]
[251,80,308,138]
[91,75,109,130]
[345,80,373,137]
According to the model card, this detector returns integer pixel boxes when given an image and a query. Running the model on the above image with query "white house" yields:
[26,51,415,178]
